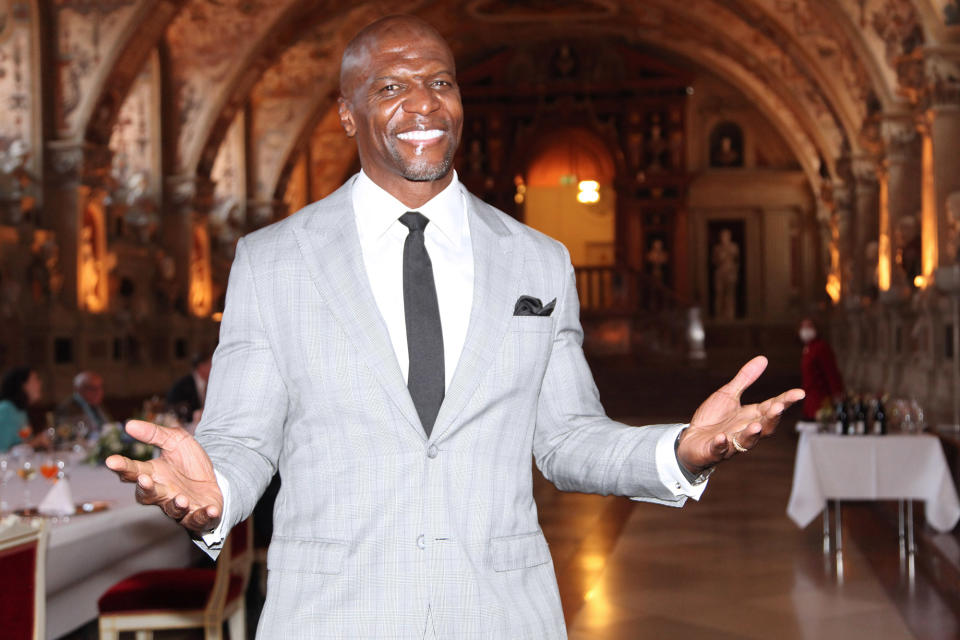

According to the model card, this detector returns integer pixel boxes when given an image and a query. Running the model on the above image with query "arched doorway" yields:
[523,128,616,267]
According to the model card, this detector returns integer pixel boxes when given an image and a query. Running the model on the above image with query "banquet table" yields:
[787,432,960,531]
[787,432,960,577]
[5,461,198,639]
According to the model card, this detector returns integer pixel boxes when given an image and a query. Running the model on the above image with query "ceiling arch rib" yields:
[254,2,841,202]
[165,0,301,176]
[79,0,187,147]
[53,0,172,141]
[722,0,875,143]
[647,0,850,162]
[184,0,433,182]
[243,1,435,202]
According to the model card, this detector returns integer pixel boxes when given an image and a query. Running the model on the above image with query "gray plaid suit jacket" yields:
[195,175,684,639]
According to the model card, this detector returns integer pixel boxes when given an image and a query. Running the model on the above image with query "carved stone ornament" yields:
[880,115,918,155]
[924,47,960,108]
[46,141,111,184]
[165,175,215,212]
[851,155,879,185]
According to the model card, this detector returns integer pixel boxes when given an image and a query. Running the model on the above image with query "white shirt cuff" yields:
[654,424,709,501]
[196,469,231,553]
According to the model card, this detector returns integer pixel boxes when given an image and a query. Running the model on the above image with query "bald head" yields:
[340,15,453,99]
[336,14,463,207]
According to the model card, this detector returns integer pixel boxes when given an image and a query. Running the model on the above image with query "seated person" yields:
[55,371,111,439]
[166,352,212,425]
[0,366,50,452]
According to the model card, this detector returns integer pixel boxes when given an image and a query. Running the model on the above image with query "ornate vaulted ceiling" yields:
[11,0,960,206]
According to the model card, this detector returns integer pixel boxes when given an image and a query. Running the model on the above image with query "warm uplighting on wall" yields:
[826,273,841,303]
[211,312,223,322]
[577,180,600,204]
[914,275,928,289]
[189,225,213,317]
[921,127,939,279]
[878,172,891,291]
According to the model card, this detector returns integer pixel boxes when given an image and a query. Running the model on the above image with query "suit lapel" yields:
[290,179,424,440]
[432,192,522,441]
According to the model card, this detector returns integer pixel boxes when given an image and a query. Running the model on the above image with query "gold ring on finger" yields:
[731,433,748,453]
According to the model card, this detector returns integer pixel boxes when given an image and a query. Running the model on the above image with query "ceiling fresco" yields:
[1,0,955,212]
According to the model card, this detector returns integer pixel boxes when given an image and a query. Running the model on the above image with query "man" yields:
[165,352,212,424]
[107,16,803,639]
[55,370,110,438]
[798,317,844,420]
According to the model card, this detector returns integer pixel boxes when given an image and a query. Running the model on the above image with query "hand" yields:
[105,420,223,533]
[677,356,804,473]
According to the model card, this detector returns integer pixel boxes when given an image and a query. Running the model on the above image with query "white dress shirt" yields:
[352,170,474,391]
[201,171,705,550]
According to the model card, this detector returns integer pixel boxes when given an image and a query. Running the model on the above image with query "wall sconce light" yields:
[577,180,600,204]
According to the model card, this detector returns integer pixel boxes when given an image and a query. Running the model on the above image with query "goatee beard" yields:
[389,135,457,182]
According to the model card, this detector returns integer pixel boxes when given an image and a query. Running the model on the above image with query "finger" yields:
[124,419,186,450]
[161,494,190,520]
[735,423,763,448]
[105,455,153,483]
[181,505,221,533]
[718,356,768,399]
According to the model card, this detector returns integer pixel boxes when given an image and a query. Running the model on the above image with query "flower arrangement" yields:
[86,422,154,464]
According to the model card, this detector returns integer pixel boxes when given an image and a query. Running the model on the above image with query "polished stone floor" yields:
[546,354,960,640]
[66,354,960,638]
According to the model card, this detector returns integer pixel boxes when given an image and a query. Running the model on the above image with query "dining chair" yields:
[0,516,47,640]
[97,517,253,640]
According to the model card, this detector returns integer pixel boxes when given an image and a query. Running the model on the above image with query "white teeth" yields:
[397,130,443,141]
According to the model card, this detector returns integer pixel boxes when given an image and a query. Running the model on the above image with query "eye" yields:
[431,79,453,88]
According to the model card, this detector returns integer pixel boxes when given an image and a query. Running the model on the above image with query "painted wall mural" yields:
[53,0,138,136]
[166,0,288,171]
[210,110,245,248]
[108,52,159,243]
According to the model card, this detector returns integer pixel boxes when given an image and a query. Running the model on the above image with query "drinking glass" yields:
[0,454,12,513]
[17,455,37,508]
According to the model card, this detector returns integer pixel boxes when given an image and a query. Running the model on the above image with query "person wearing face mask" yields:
[799,318,844,420]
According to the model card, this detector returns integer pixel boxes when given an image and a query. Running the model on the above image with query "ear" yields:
[338,97,356,138]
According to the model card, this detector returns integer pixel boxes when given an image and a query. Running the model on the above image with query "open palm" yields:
[105,420,223,533]
[676,356,805,473]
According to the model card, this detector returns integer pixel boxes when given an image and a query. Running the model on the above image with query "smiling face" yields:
[338,17,463,207]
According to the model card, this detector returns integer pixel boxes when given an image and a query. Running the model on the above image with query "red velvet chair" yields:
[0,517,47,640]
[97,517,252,640]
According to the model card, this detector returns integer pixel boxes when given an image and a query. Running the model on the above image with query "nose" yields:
[403,83,441,115]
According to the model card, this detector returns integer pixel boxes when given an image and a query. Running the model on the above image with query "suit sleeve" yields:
[532,247,688,506]
[194,237,289,532]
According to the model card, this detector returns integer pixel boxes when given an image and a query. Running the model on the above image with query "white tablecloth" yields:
[5,463,197,639]
[787,433,960,533]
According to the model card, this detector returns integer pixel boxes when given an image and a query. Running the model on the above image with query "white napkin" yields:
[38,477,76,517]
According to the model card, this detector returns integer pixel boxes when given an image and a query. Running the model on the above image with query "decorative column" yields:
[44,140,111,311]
[163,174,215,317]
[851,155,880,300]
[923,46,960,273]
[880,113,922,291]
[832,181,854,305]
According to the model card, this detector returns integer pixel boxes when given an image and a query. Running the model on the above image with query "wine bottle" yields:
[873,395,887,435]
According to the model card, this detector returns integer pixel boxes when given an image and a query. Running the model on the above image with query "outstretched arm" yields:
[105,420,223,533]
[676,356,805,473]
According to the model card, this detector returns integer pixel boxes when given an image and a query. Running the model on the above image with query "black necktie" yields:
[399,211,444,436]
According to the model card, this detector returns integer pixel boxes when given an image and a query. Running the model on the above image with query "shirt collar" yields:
[353,169,466,246]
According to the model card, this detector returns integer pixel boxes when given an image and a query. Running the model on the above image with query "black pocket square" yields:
[514,295,556,317]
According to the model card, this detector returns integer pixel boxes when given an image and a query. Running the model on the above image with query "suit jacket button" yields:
[427,444,439,459]
[417,534,426,550]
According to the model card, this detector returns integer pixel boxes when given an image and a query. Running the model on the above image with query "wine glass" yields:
[40,454,62,482]
[17,454,37,509]
[0,453,12,513]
